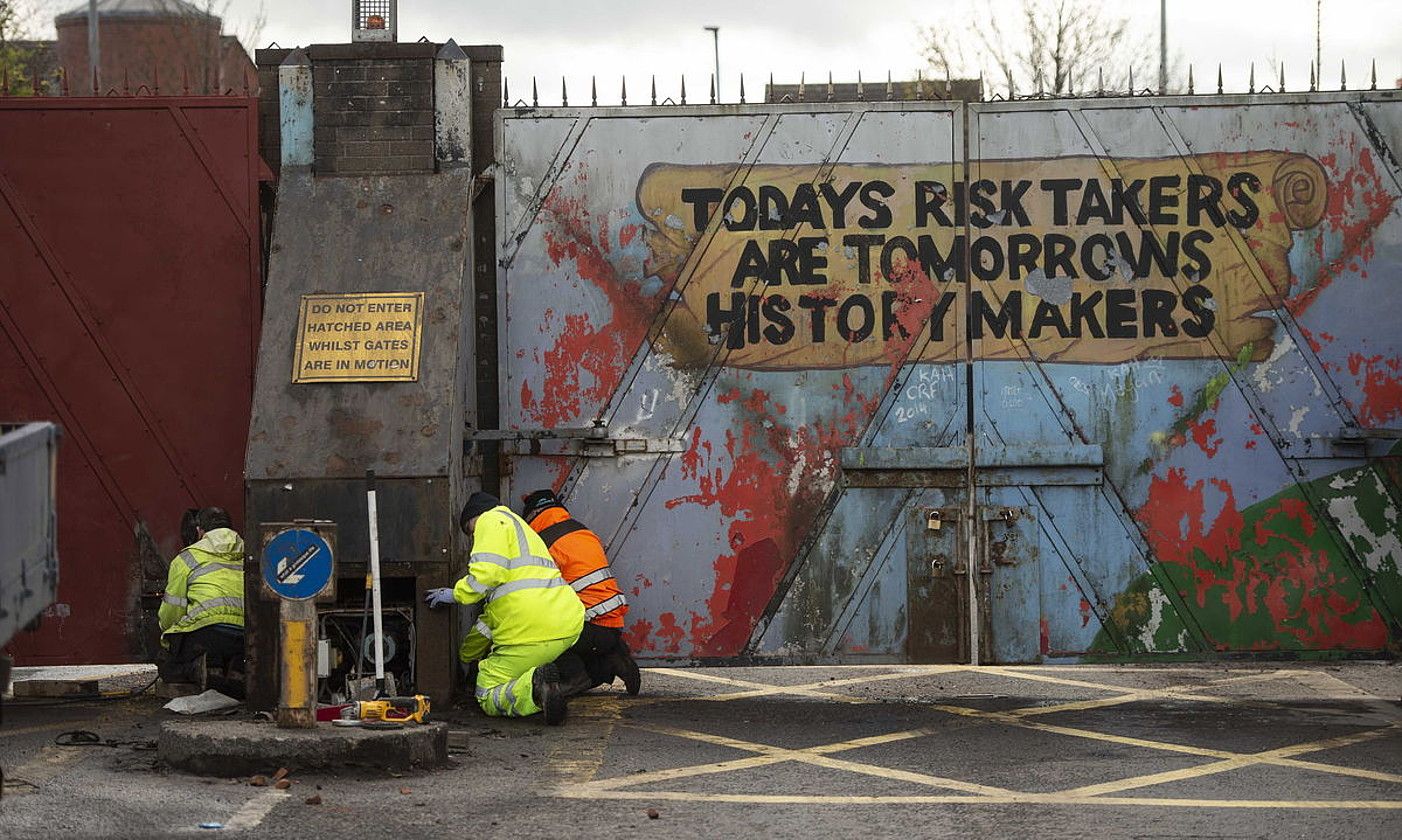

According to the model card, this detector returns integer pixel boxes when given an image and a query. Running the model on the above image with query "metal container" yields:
[492,91,1402,664]
[0,423,60,649]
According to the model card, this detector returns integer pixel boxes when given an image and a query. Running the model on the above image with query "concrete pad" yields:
[157,720,449,776]
[6,664,156,698]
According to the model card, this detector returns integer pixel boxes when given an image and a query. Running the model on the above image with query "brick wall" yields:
[310,45,436,175]
[55,19,256,95]
[256,43,501,177]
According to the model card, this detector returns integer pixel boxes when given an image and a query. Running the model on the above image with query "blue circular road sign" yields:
[262,528,334,600]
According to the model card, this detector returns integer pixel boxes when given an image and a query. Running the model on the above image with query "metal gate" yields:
[0,94,262,664]
[493,91,1402,663]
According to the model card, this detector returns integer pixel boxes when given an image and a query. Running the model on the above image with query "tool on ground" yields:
[366,469,387,697]
[341,694,430,724]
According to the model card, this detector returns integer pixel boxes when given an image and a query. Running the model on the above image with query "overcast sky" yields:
[28,1,1402,100]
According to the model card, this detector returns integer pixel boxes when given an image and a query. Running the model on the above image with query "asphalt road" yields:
[2,662,1399,838]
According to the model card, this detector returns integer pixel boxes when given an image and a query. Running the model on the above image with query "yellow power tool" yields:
[343,695,431,724]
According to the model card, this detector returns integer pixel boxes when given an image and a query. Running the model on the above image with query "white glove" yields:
[423,587,456,608]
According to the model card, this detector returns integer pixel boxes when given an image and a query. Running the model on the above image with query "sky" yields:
[25,0,1402,101]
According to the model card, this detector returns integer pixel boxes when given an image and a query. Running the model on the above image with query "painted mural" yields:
[499,99,1402,663]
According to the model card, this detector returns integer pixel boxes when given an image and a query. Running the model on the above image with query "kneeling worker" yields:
[158,507,247,698]
[522,490,641,696]
[424,492,583,725]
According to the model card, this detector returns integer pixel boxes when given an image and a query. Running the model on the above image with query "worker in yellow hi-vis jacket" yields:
[157,507,246,698]
[424,492,583,725]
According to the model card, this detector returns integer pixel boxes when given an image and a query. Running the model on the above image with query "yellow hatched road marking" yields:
[580,722,1016,797]
[647,667,872,703]
[593,666,1402,810]
[556,788,1402,809]
[1063,725,1402,796]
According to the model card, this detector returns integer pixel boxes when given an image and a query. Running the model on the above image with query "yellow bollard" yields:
[277,601,317,728]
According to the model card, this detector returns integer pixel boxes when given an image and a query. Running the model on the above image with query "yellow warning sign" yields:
[292,292,424,383]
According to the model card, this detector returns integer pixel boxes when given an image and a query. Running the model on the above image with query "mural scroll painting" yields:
[494,93,1402,664]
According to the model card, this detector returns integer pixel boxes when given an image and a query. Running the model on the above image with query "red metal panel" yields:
[0,96,261,665]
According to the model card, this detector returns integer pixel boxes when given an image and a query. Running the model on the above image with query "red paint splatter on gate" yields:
[655,612,686,653]
[1288,146,1395,316]
[623,618,654,652]
[1167,386,1184,407]
[1188,417,1222,457]
[1345,352,1402,427]
[1039,618,1051,656]
[526,167,674,428]
[1079,599,1092,628]
[1139,468,1245,612]
[663,382,881,657]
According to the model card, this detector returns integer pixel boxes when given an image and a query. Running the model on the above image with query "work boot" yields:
[608,651,642,696]
[531,664,568,726]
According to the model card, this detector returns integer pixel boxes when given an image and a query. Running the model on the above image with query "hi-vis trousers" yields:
[471,636,577,717]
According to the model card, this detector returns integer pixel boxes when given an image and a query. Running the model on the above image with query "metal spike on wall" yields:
[1340,60,1347,91]
[1280,63,1286,93]
[1309,62,1316,92]
[651,75,657,106]
[857,70,864,101]
[709,73,715,105]
[532,76,538,107]
[1216,64,1223,95]
[826,71,833,102]
[621,76,627,106]
[1187,64,1195,95]
[1248,62,1255,94]
[798,72,805,102]
[739,73,746,104]
[503,77,509,107]
[945,67,951,98]
[680,75,687,105]
[591,75,597,106]
[1371,59,1378,90]
[562,77,568,107]
[767,72,774,104]
[1128,66,1134,95]
[916,69,924,101]
[886,70,893,101]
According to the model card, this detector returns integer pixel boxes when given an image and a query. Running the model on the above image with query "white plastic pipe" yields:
[366,470,386,688]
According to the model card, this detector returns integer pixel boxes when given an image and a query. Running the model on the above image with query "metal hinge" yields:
[468,424,684,457]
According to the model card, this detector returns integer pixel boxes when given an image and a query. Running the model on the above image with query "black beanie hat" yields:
[459,491,501,533]
[520,489,564,524]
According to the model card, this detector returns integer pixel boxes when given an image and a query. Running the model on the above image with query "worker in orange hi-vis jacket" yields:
[521,490,642,696]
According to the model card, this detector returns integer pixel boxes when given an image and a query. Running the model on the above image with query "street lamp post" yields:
[1159,0,1167,94]
[704,26,720,103]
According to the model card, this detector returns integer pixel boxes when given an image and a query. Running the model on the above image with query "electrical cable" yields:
[53,729,156,750]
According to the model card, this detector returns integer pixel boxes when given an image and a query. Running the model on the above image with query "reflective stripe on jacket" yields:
[453,506,584,660]
[158,528,246,639]
[528,505,628,628]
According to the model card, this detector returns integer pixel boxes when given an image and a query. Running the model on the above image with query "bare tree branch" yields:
[920,0,1181,98]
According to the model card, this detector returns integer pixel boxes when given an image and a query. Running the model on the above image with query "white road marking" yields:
[223,788,290,831]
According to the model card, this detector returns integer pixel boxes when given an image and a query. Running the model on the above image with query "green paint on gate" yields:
[1094,451,1401,656]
